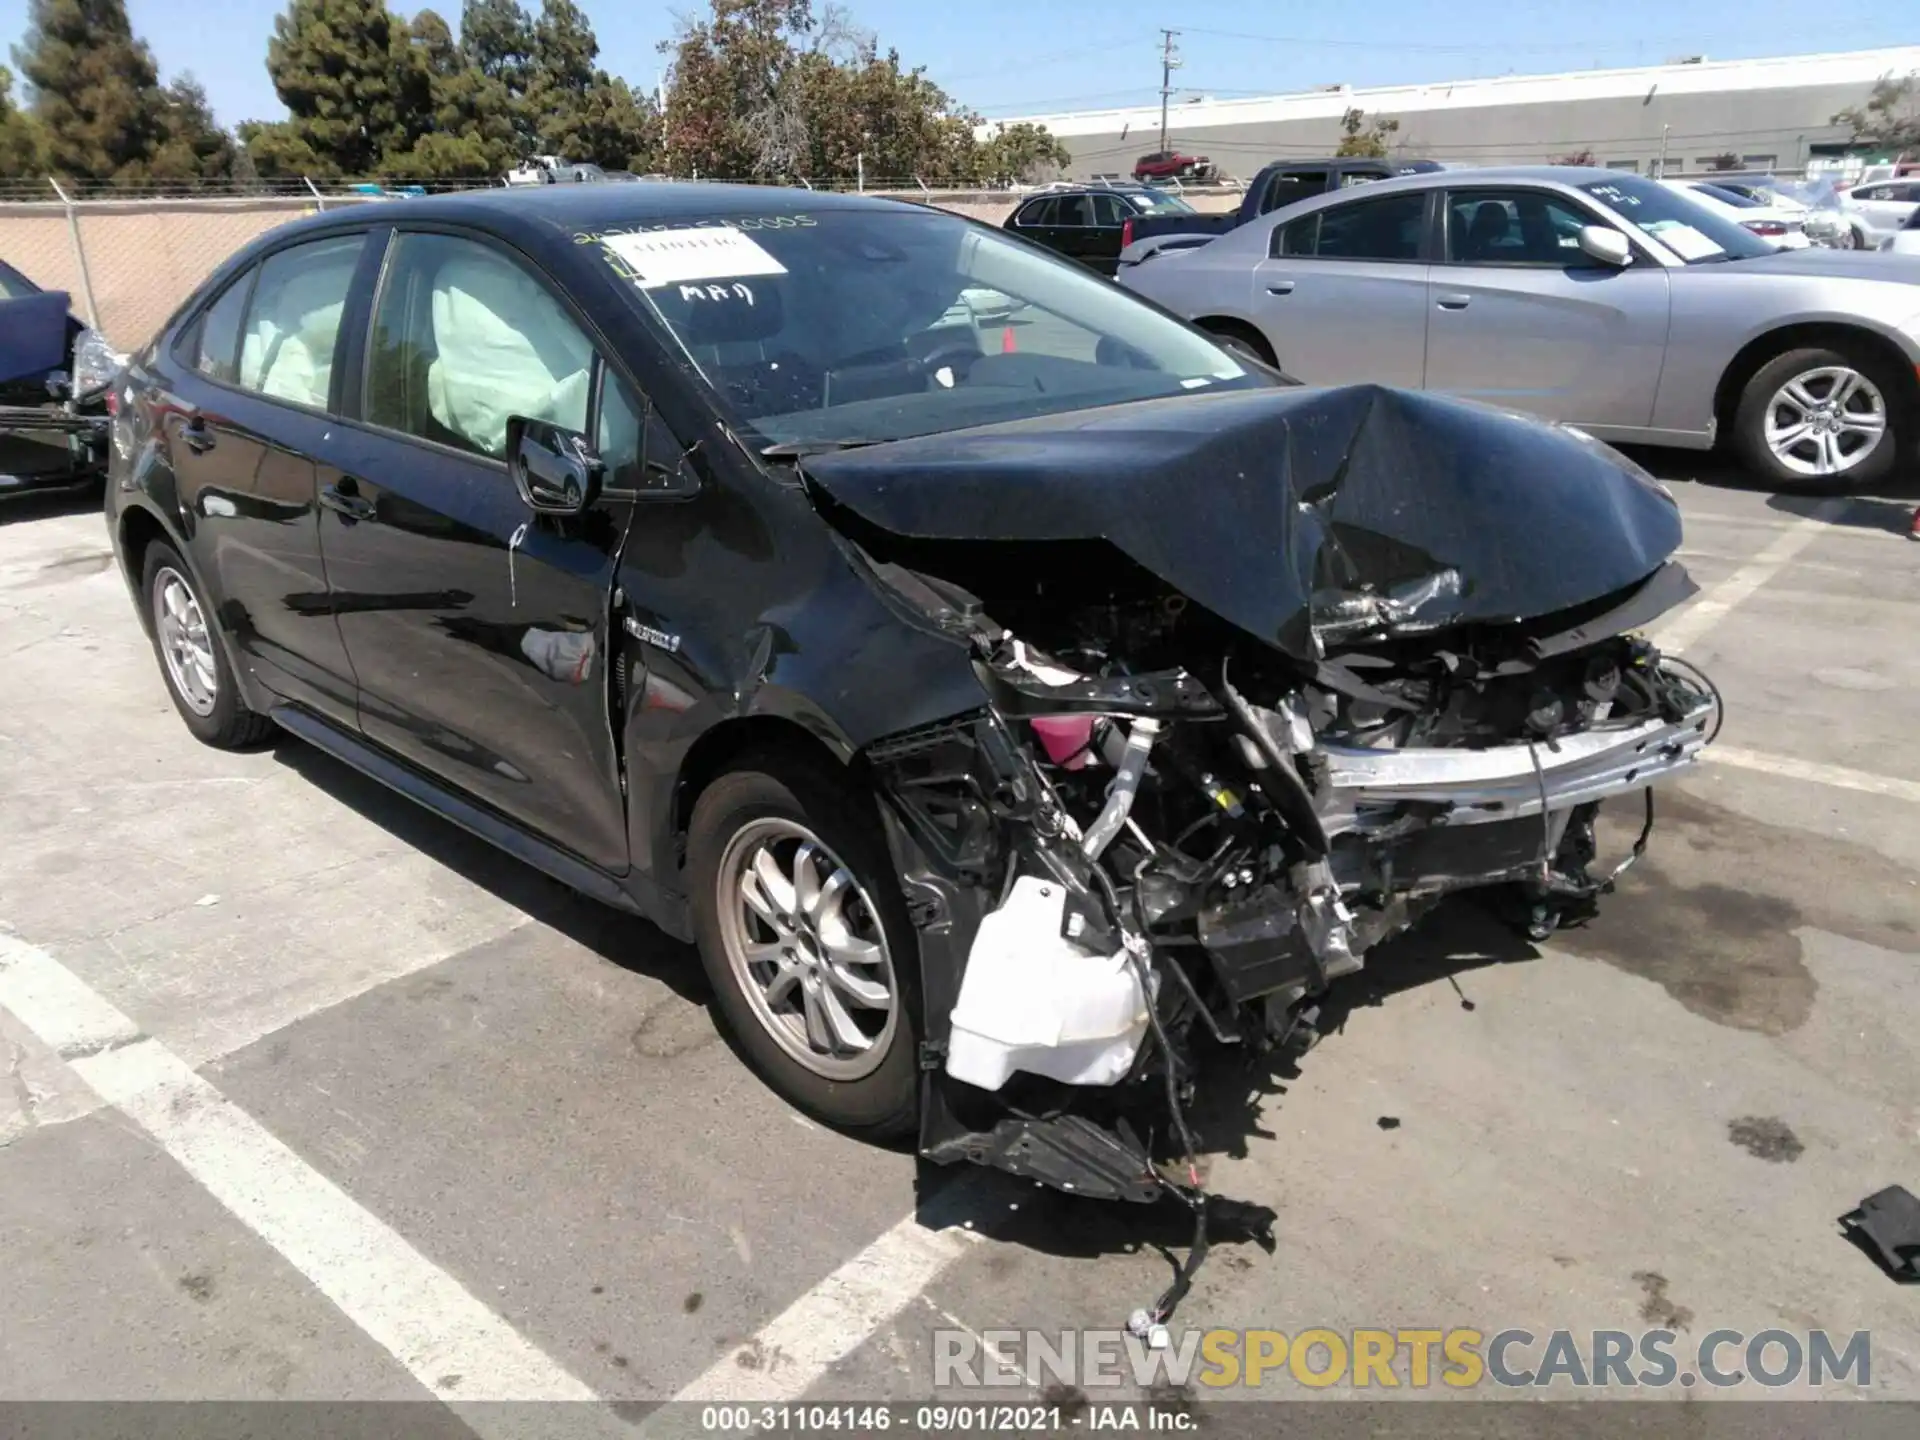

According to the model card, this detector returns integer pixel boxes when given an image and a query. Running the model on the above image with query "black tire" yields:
[1201,322,1276,368]
[1731,344,1908,491]
[687,755,922,1140]
[140,541,273,749]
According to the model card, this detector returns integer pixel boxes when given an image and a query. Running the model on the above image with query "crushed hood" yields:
[0,292,77,387]
[799,384,1683,660]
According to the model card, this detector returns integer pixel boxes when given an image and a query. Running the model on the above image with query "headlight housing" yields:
[69,327,128,401]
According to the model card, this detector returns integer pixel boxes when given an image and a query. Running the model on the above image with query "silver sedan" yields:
[1118,166,1920,488]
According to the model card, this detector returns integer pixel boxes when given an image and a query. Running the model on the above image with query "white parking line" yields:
[657,1187,985,1413]
[1709,746,1920,806]
[1655,496,1849,655]
[0,933,631,1436]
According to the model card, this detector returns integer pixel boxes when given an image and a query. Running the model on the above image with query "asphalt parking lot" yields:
[2,453,1918,1430]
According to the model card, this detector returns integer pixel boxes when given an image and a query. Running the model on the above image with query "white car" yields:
[1881,208,1920,256]
[1659,179,1810,249]
[1837,179,1920,249]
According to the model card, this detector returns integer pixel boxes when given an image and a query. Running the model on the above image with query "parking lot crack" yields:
[5,1040,38,1127]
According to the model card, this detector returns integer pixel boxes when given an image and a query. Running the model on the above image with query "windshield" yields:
[589,206,1258,448]
[1582,175,1774,262]
[1127,190,1195,215]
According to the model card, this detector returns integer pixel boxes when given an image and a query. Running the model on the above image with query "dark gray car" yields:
[1119,166,1920,488]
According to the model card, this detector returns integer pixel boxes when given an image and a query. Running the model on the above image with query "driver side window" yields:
[366,233,592,460]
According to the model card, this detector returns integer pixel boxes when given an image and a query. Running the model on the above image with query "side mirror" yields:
[506,416,602,516]
[1576,225,1634,267]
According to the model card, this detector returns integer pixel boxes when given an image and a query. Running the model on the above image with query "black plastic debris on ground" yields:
[1840,1185,1920,1283]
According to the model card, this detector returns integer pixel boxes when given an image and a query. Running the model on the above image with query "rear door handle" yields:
[1436,293,1472,310]
[1266,281,1295,295]
[181,415,216,454]
[319,483,376,523]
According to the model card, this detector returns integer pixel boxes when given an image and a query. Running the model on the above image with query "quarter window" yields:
[1016,197,1056,227]
[366,233,593,460]
[186,272,252,384]
[236,234,366,409]
[1273,191,1426,260]
[1444,189,1606,266]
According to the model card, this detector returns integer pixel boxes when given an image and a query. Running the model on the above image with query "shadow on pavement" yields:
[929,895,1541,1292]
[0,479,102,526]
[1620,444,1920,532]
[268,736,709,1005]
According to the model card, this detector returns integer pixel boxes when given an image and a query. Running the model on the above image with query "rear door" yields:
[1007,196,1060,255]
[317,227,634,871]
[1085,193,1131,274]
[1248,188,1431,385]
[1422,186,1671,429]
[1049,194,1099,267]
[158,231,372,726]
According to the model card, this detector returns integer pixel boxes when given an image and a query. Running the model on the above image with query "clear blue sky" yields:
[1,0,1914,128]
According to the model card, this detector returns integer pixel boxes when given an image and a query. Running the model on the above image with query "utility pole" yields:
[1158,29,1181,156]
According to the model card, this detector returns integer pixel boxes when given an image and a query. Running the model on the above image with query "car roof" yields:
[249,182,928,250]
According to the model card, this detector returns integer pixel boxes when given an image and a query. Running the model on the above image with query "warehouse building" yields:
[982,47,1920,182]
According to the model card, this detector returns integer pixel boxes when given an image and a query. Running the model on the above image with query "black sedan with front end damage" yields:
[1,258,122,495]
[106,184,1717,1303]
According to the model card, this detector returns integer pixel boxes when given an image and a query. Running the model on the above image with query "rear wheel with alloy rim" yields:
[140,540,273,748]
[1732,345,1906,490]
[688,756,921,1138]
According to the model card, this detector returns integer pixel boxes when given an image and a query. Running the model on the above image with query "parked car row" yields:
[1118,165,1920,488]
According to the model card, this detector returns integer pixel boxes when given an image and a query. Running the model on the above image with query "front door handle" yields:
[1266,280,1296,295]
[181,415,216,454]
[1436,292,1472,310]
[319,482,376,524]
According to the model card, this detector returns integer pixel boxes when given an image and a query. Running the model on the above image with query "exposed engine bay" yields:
[799,384,1721,1325]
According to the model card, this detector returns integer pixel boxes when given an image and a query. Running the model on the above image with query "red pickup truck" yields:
[1132,150,1216,182]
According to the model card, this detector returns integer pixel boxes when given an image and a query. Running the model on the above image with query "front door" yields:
[1422,187,1672,429]
[318,230,634,872]
[1249,187,1431,386]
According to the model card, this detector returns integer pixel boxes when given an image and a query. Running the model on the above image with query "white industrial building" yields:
[981,47,1920,182]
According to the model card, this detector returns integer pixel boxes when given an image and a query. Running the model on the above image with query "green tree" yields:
[1335,105,1399,159]
[0,64,46,177]
[148,75,236,180]
[385,7,520,176]
[460,0,536,151]
[237,116,332,177]
[970,122,1070,184]
[12,0,176,180]
[1551,148,1599,166]
[1833,73,1920,152]
[262,0,405,175]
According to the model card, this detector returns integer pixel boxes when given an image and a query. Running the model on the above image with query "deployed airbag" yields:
[800,384,1684,659]
[427,253,591,456]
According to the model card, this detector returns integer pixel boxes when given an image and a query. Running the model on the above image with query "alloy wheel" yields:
[1763,366,1887,479]
[714,818,899,1081]
[153,567,218,716]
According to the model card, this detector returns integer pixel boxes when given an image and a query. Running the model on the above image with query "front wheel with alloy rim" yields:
[687,758,921,1139]
[140,541,273,748]
[1732,345,1906,490]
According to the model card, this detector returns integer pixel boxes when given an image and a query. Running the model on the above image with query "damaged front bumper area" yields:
[863,571,1719,1237]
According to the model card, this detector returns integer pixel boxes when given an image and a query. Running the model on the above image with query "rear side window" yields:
[365,232,593,460]
[236,234,367,410]
[1259,171,1331,215]
[1015,197,1056,227]
[1054,195,1094,227]
[0,263,35,299]
[185,273,253,384]
[1279,192,1426,261]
